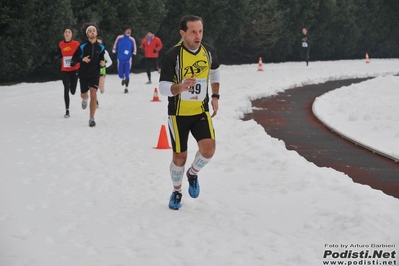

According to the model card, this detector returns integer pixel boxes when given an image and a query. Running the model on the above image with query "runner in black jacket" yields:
[71,22,105,127]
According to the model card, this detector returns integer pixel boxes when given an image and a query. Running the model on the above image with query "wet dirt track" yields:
[243,78,399,199]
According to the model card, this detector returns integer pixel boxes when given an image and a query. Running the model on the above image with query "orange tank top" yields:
[59,40,80,71]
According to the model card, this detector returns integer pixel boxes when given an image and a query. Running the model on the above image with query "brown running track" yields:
[243,78,399,199]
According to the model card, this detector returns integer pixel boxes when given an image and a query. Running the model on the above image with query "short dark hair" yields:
[179,15,203,32]
[63,26,73,33]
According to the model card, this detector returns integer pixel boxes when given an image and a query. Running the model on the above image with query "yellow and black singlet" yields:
[160,41,220,116]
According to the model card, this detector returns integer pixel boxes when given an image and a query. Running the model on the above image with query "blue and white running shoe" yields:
[187,169,200,198]
[169,191,182,210]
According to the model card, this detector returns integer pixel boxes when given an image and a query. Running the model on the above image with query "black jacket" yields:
[71,41,105,79]
[301,34,311,50]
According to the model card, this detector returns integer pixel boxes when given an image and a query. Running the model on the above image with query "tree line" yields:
[1,0,398,83]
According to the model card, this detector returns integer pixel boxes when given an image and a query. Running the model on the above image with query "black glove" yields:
[153,49,157,53]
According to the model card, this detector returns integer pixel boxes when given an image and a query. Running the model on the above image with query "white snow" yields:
[1,59,398,266]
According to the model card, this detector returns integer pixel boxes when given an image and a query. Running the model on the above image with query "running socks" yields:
[170,162,184,188]
[191,150,211,173]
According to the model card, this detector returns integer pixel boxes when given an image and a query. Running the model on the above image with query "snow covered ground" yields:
[1,59,398,266]
[313,74,399,161]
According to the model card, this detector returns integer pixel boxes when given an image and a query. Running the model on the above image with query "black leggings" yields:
[145,58,158,80]
[300,48,310,64]
[61,70,78,109]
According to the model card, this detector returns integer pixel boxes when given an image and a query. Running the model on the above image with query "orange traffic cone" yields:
[151,87,161,102]
[257,57,264,71]
[153,125,171,149]
[365,52,370,64]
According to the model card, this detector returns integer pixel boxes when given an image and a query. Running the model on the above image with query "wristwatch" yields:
[211,94,220,100]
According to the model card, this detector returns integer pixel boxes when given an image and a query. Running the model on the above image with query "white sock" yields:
[170,162,184,188]
[188,167,197,176]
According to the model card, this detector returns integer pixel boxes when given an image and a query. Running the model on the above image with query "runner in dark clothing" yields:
[57,27,80,118]
[71,22,105,127]
[300,28,311,66]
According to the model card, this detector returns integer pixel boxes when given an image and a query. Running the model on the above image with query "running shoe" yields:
[187,169,200,198]
[169,191,182,210]
[121,79,125,86]
[64,110,70,118]
[100,88,104,94]
[89,118,96,127]
[82,99,88,109]
[124,88,129,94]
[146,80,152,84]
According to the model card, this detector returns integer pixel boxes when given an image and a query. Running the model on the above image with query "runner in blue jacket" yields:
[112,25,137,93]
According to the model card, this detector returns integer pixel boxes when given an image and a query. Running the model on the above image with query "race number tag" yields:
[180,78,207,101]
[63,56,72,67]
[302,42,308,48]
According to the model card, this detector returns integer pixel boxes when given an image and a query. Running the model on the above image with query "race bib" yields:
[302,42,308,48]
[180,78,207,101]
[63,56,72,67]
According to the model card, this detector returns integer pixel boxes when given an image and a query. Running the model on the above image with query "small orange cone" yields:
[153,125,171,149]
[365,52,370,64]
[151,87,161,102]
[257,57,264,71]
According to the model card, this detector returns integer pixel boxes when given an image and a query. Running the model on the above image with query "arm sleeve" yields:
[112,36,119,53]
[159,54,176,83]
[99,47,105,61]
[209,68,220,84]
[159,81,174,96]
[104,50,112,67]
[157,38,163,51]
[159,53,176,96]
[132,37,137,55]
[70,46,82,66]
[210,51,220,70]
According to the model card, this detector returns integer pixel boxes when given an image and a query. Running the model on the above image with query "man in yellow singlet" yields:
[159,15,221,210]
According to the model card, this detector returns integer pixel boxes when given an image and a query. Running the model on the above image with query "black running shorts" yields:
[168,112,215,153]
[80,76,99,94]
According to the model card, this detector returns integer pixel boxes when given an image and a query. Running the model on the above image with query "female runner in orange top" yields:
[57,27,80,118]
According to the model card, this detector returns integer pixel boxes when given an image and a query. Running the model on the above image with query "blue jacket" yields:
[112,34,137,61]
